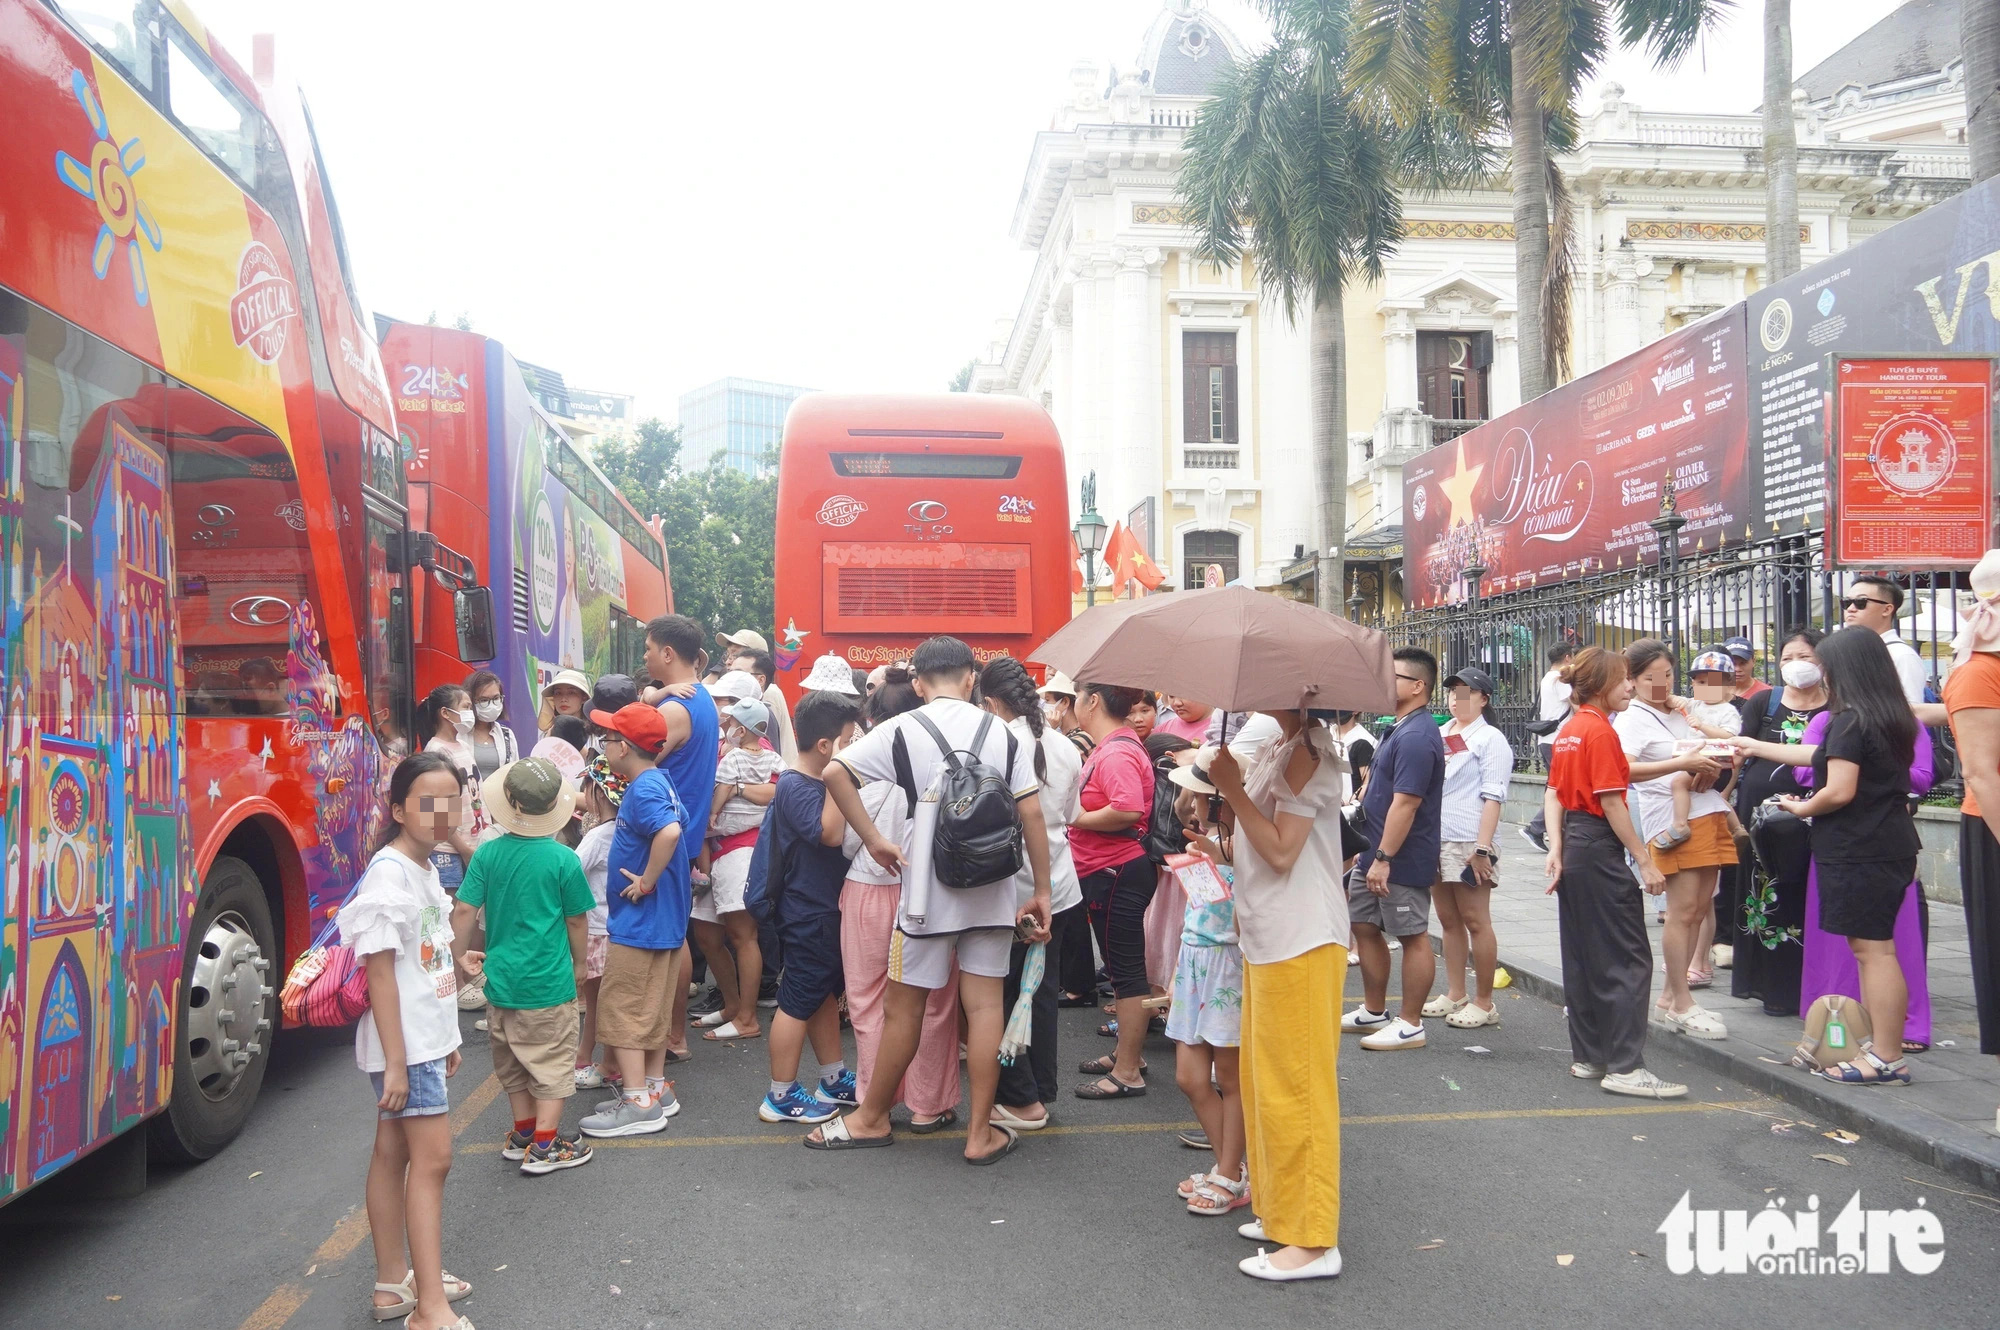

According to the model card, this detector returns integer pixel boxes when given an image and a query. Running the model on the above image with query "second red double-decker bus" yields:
[772,394,1070,700]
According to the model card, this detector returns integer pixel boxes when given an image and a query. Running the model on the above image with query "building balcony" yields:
[1183,445,1240,471]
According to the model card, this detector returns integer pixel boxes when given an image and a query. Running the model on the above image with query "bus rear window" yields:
[831,453,1021,479]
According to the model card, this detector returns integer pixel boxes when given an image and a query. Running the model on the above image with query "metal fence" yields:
[1378,532,1967,796]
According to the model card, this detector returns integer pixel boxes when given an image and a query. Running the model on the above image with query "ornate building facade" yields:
[973,0,1972,605]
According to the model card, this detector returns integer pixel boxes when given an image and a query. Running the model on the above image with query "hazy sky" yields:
[184,0,1910,422]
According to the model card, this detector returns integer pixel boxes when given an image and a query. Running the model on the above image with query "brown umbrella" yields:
[1029,586,1396,714]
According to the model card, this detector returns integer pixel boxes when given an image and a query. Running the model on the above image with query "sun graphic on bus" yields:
[54,69,163,306]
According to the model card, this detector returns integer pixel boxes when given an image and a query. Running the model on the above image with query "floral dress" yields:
[1164,863,1243,1049]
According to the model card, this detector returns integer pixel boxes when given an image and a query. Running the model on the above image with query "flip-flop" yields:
[693,1010,729,1028]
[701,1022,760,1041]
[663,1048,693,1063]
[906,1108,958,1134]
[1077,1055,1147,1075]
[990,1103,1050,1131]
[1074,1075,1147,1099]
[803,1115,894,1150]
[965,1124,1020,1166]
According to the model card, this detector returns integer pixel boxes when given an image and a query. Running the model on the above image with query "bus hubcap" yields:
[184,911,272,1101]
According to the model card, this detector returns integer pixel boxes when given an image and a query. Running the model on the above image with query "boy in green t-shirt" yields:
[452,757,597,1176]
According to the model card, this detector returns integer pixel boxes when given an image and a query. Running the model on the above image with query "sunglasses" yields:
[1841,597,1891,612]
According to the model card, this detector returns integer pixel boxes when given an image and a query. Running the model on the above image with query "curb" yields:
[1431,935,2000,1194]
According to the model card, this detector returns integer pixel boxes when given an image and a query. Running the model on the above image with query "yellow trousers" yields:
[1240,943,1345,1250]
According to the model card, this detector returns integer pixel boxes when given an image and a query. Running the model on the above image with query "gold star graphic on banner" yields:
[1436,438,1485,525]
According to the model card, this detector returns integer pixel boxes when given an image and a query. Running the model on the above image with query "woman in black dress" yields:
[1727,630,1827,1015]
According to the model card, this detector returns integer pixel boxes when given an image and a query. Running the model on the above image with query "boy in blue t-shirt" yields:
[577,703,689,1139]
[757,691,864,1124]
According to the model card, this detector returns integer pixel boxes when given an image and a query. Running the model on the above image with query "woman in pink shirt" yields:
[1070,682,1157,1101]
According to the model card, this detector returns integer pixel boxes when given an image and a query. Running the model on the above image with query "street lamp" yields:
[1073,471,1107,609]
[1462,558,1488,678]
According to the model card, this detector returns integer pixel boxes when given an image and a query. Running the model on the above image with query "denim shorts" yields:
[431,849,464,891]
[368,1056,451,1119]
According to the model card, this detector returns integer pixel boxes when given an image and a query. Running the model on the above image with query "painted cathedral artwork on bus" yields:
[0,341,194,1197]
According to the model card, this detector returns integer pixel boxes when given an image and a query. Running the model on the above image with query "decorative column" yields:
[1605,252,1648,363]
[1108,245,1163,523]
[1064,254,1105,492]
[1047,303,1074,448]
[1491,312,1521,416]
[1382,305,1420,412]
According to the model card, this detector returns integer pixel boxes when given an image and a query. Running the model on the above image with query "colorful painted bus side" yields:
[0,0,435,1199]
[771,394,1071,703]
[381,319,672,747]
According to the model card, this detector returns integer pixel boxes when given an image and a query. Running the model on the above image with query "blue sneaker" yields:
[817,1069,859,1106]
[760,1083,837,1124]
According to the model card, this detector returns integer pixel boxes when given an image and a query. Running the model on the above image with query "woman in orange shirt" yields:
[1542,647,1685,1099]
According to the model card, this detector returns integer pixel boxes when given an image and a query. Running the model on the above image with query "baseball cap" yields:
[1037,670,1079,699]
[481,757,578,838]
[1721,636,1754,661]
[1443,665,1497,696]
[725,697,772,738]
[587,673,640,717]
[719,628,770,654]
[1690,650,1736,675]
[589,702,668,756]
[705,670,763,703]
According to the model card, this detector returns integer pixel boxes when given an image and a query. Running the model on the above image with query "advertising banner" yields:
[1402,309,1749,608]
[1747,176,2000,536]
[1830,356,1994,568]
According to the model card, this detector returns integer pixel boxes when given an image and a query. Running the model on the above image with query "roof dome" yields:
[1137,1,1243,98]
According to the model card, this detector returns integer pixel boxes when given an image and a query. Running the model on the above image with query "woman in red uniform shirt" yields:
[1543,647,1686,1099]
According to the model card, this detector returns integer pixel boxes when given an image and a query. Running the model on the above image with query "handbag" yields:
[280,885,374,1027]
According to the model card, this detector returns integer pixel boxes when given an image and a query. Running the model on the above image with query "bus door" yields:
[362,503,415,756]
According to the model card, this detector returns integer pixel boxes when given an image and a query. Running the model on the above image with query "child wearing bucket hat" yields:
[450,758,598,1175]
[689,697,785,1041]
[1654,649,1746,851]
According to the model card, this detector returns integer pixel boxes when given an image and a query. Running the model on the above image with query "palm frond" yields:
[1613,0,1734,69]
[1542,143,1576,385]
[1351,0,1439,120]
[1514,0,1609,111]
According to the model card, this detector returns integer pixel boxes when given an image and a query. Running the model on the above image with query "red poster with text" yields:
[1831,357,1993,569]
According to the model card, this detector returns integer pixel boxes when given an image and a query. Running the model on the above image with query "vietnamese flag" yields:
[1103,521,1133,596]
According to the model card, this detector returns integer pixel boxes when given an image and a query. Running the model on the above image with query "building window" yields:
[1417,331,1491,422]
[1183,331,1237,447]
[1183,530,1240,589]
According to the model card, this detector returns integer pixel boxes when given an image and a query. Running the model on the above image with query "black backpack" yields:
[894,711,1027,890]
[1140,752,1185,864]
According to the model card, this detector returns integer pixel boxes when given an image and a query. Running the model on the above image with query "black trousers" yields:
[996,927,1061,1107]
[1556,812,1653,1075]
[1054,900,1096,998]
[1086,858,1159,1000]
[1961,816,2000,1055]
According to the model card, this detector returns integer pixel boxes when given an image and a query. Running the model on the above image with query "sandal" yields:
[1902,1040,1930,1055]
[1077,1055,1147,1075]
[1686,969,1713,989]
[1058,992,1096,1008]
[1074,1074,1146,1099]
[1650,824,1691,851]
[965,1124,1020,1166]
[701,1021,761,1041]
[803,1115,894,1150]
[373,1271,471,1321]
[906,1108,958,1134]
[1445,1001,1500,1029]
[1421,994,1468,1019]
[1816,1044,1911,1086]
[1177,1164,1246,1199]
[1187,1172,1252,1216]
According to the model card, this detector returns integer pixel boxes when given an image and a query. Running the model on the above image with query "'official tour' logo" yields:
[816,495,867,527]
[230,241,299,364]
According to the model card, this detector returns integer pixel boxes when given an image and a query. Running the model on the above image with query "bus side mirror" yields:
[455,587,496,663]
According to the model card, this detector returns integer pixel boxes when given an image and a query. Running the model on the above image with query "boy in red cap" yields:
[578,703,690,1138]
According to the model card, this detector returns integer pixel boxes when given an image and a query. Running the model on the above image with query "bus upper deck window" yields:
[830,453,1022,479]
[166,30,259,182]
[53,2,163,94]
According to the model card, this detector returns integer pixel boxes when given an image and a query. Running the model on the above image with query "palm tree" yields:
[1355,0,1731,402]
[1178,0,1488,612]
[1966,0,2000,183]
[1764,0,1800,283]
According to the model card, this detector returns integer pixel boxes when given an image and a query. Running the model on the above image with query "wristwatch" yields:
[1473,846,1495,860]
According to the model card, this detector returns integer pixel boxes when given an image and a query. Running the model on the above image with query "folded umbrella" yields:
[1029,585,1396,715]
[999,942,1045,1066]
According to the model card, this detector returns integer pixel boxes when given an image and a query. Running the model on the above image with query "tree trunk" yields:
[1763,0,1801,282]
[1510,40,1550,403]
[1311,284,1348,614]
[1966,0,2000,183]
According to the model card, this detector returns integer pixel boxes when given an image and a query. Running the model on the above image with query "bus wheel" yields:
[149,857,278,1162]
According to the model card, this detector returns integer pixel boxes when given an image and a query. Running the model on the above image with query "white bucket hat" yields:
[801,653,860,695]
[705,669,764,703]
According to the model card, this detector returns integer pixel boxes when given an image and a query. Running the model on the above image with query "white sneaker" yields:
[1421,993,1467,1019]
[1360,1018,1426,1051]
[1340,1006,1392,1034]
[573,1065,607,1090]
[1568,1061,1608,1079]
[1346,950,1360,966]
[1386,937,1403,952]
[1239,1246,1342,1282]
[1602,1068,1688,1099]
[1711,944,1734,970]
[1657,1003,1728,1041]
[456,984,486,1010]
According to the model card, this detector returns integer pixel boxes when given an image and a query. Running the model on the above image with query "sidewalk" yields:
[1446,814,2000,1192]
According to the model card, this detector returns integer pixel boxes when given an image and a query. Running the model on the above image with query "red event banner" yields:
[1402,309,1750,608]
[1830,356,1994,569]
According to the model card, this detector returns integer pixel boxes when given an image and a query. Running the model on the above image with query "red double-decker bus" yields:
[379,320,672,728]
[771,394,1071,700]
[0,1,495,1199]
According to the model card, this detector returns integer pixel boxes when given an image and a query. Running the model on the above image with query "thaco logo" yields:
[230,241,299,363]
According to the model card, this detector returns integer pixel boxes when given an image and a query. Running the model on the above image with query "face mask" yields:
[447,708,472,737]
[1042,701,1062,724]
[1780,660,1822,690]
[475,700,503,723]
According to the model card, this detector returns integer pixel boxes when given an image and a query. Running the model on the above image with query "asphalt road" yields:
[5,974,1999,1330]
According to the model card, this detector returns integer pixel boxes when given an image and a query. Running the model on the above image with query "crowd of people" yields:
[324,568,2000,1325]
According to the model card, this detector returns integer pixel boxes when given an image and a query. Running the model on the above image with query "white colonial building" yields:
[973,0,1972,609]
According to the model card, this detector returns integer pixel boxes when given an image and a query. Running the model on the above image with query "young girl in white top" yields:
[573,760,625,1090]
[336,750,475,1330]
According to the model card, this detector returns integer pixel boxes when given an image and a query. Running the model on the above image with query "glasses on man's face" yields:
[417,796,464,815]
[1395,673,1425,687]
[1842,596,1892,612]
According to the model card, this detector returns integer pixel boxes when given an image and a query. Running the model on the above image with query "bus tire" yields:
[149,857,279,1163]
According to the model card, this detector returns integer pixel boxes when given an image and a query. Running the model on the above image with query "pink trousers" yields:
[840,879,962,1117]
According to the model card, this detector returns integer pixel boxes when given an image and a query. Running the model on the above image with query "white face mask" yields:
[1780,660,1822,690]
[475,700,504,723]
[446,707,473,736]
[1042,700,1063,724]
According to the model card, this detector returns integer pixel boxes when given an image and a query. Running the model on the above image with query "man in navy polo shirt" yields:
[1344,646,1446,1051]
